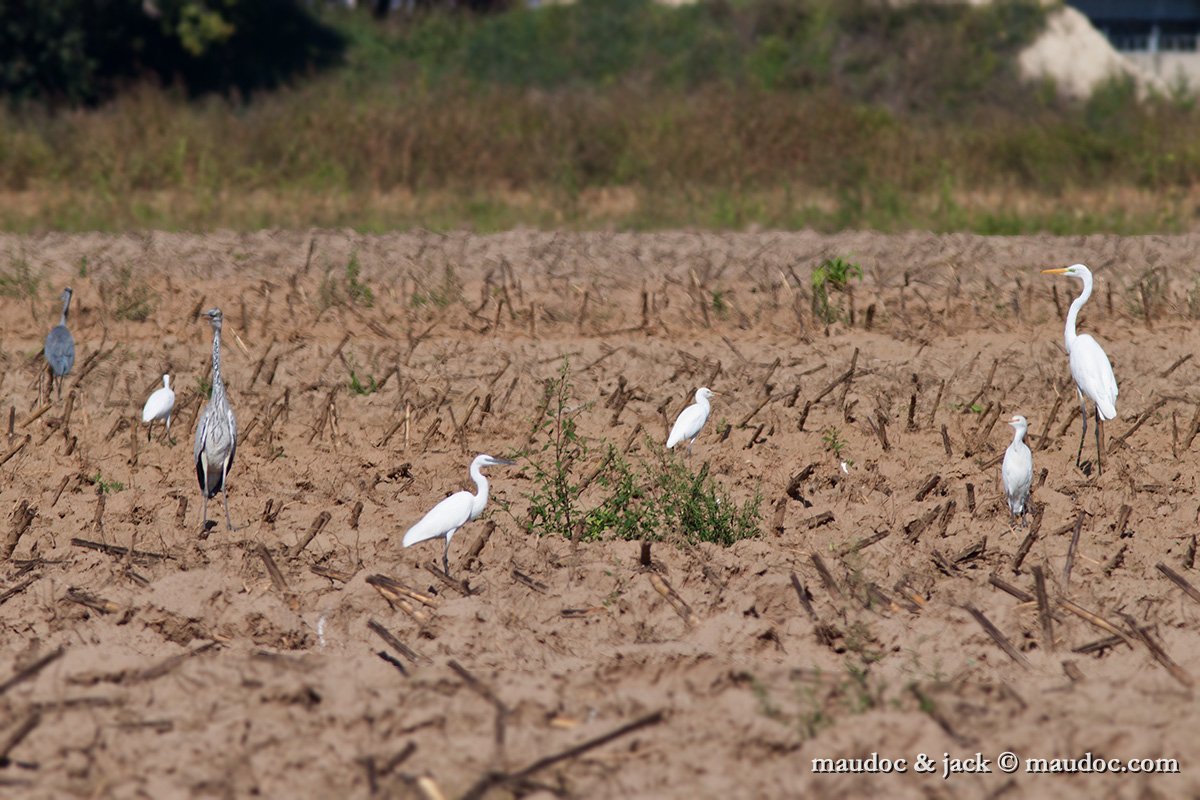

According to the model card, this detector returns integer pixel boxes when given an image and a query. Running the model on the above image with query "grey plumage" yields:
[44,287,75,400]
[194,308,237,531]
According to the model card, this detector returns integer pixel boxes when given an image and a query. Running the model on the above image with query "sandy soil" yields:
[1,230,1199,799]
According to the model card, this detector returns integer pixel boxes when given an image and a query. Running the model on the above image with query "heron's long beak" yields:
[493,458,517,466]
[1040,268,1069,275]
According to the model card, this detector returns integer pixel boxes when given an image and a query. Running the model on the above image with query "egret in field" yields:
[44,287,75,400]
[1002,415,1032,525]
[194,309,238,531]
[666,387,716,456]
[402,454,515,575]
[1041,264,1118,475]
[142,374,176,442]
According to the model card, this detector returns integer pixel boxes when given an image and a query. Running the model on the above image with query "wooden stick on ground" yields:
[962,604,1031,669]
[459,710,666,800]
[648,573,698,628]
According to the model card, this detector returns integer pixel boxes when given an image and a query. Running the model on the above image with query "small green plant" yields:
[348,368,378,396]
[319,251,375,310]
[711,290,728,317]
[89,470,124,494]
[410,265,462,309]
[811,256,863,324]
[521,364,759,547]
[524,360,589,539]
[822,427,847,459]
[107,265,156,322]
[197,375,212,399]
[0,253,41,300]
[651,454,761,547]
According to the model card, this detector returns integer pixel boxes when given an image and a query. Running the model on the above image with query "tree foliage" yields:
[0,0,344,104]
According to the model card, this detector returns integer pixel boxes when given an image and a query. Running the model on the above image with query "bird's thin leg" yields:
[165,414,172,440]
[199,460,210,530]
[147,421,153,443]
[442,536,451,576]
[1075,391,1088,470]
[1094,408,1104,477]
[221,458,236,531]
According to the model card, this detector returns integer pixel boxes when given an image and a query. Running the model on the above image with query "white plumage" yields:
[1042,264,1118,474]
[666,387,715,454]
[1002,415,1032,523]
[141,374,176,441]
[402,454,515,575]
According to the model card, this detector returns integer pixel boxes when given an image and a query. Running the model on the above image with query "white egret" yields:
[142,374,176,442]
[402,454,515,575]
[1002,415,1032,525]
[1041,264,1118,475]
[666,387,716,456]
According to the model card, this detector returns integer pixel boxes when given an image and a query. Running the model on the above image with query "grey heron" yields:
[44,287,75,400]
[194,309,237,531]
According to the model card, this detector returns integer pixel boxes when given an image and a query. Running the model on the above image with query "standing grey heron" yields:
[44,287,75,400]
[194,308,238,531]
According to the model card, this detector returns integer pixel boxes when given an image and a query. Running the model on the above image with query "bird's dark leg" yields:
[199,460,210,531]
[1094,408,1104,476]
[147,422,153,443]
[1075,392,1088,471]
[221,458,236,531]
[442,537,451,576]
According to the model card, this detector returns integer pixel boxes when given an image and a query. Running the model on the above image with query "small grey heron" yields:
[44,287,75,400]
[194,309,238,531]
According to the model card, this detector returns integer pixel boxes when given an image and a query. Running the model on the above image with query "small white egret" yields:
[402,454,515,575]
[666,387,717,456]
[1002,415,1032,525]
[1041,264,1118,475]
[141,374,176,442]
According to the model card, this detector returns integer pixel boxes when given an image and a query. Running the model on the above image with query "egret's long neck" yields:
[1063,274,1092,353]
[1012,426,1027,447]
[469,461,490,518]
[59,293,71,326]
[210,323,226,399]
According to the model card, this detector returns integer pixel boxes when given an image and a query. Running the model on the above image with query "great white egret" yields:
[142,374,176,442]
[1041,264,1118,475]
[1002,414,1032,525]
[667,387,716,455]
[402,454,515,575]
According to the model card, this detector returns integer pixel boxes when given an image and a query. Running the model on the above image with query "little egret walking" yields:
[194,309,238,531]
[666,387,716,456]
[1001,415,1032,525]
[44,287,75,400]
[142,374,176,442]
[1041,264,1118,475]
[402,454,515,575]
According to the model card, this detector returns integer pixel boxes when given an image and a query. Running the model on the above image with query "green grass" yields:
[0,0,1196,233]
[522,362,760,546]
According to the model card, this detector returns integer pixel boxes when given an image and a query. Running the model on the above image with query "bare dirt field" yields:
[1,229,1199,799]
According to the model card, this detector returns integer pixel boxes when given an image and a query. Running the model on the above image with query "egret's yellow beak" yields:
[1041,268,1069,275]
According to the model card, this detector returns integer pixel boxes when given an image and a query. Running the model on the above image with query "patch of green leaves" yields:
[812,256,863,324]
[89,470,124,494]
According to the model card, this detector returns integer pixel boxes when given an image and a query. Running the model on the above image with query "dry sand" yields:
[0,230,1199,798]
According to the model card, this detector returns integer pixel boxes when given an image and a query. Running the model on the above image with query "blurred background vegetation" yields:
[0,0,1196,232]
